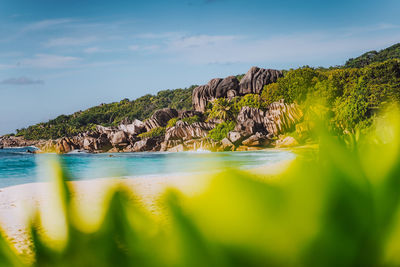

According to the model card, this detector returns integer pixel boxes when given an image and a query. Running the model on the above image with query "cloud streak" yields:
[44,36,97,47]
[132,26,400,66]
[20,54,81,69]
[23,19,75,32]
[1,77,44,85]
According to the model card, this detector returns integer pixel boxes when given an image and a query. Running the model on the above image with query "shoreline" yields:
[0,156,296,255]
[0,147,301,189]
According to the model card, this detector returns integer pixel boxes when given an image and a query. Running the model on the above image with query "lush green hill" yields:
[345,43,400,68]
[262,59,400,134]
[16,86,196,140]
[14,43,400,141]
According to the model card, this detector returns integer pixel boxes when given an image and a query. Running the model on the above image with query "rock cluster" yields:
[239,66,283,95]
[192,76,240,112]
[0,136,40,148]
[165,121,215,141]
[145,108,178,131]
[192,67,283,112]
[1,66,307,154]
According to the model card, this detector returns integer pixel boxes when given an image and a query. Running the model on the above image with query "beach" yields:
[0,158,292,256]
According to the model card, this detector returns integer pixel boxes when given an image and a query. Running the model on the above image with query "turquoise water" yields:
[0,147,295,188]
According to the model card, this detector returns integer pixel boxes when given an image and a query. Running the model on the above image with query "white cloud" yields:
[1,77,44,85]
[168,34,240,50]
[128,45,140,51]
[133,26,400,66]
[23,19,74,32]
[128,44,160,52]
[44,36,97,47]
[83,47,108,53]
[135,32,183,40]
[20,54,80,68]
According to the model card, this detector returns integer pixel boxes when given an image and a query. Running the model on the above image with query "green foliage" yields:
[261,67,323,104]
[16,86,196,140]
[207,98,236,122]
[167,116,201,129]
[208,121,235,141]
[2,110,400,266]
[181,115,201,124]
[261,60,400,134]
[345,43,400,68]
[137,127,165,139]
[235,73,245,81]
[166,118,179,128]
[234,94,266,111]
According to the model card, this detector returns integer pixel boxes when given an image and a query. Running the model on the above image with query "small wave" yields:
[66,149,89,154]
[187,149,211,153]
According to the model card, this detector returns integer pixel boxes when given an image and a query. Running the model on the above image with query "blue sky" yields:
[1,0,400,134]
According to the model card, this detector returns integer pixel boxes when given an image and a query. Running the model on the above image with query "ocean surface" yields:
[0,147,295,188]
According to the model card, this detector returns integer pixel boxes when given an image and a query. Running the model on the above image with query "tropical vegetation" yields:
[1,107,400,266]
[15,86,196,140]
[11,43,400,143]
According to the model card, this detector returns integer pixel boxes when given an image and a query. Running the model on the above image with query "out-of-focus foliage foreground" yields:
[2,108,400,267]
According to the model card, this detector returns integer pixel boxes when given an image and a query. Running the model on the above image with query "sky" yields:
[1,0,400,135]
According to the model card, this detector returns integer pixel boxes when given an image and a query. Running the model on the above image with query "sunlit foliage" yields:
[262,60,400,134]
[2,108,400,266]
[208,121,235,141]
[16,86,196,140]
[137,127,165,139]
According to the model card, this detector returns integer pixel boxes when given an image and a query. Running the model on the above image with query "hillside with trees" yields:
[345,43,400,68]
[15,86,196,140]
[7,43,400,148]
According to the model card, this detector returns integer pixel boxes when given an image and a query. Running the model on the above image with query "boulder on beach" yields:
[192,76,240,112]
[145,108,179,131]
[165,121,215,141]
[118,119,146,135]
[239,66,283,95]
[235,107,266,137]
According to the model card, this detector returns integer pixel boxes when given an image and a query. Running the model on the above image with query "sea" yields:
[0,147,295,188]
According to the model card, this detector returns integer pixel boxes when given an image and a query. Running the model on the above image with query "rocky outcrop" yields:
[264,100,303,136]
[239,67,283,95]
[165,121,215,141]
[221,138,234,151]
[234,101,303,139]
[275,136,299,148]
[54,137,76,154]
[118,119,145,135]
[179,110,204,119]
[145,108,178,131]
[242,133,270,147]
[0,136,40,148]
[235,107,266,137]
[167,144,185,152]
[1,65,306,153]
[132,137,163,152]
[192,76,240,112]
[110,131,128,147]
[228,131,243,145]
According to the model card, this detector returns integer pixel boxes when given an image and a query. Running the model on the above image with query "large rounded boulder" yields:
[192,76,240,112]
[144,108,178,131]
[239,66,283,95]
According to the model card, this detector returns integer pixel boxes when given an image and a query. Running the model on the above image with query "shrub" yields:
[181,115,201,124]
[166,118,179,128]
[137,127,166,139]
[207,98,236,122]
[208,121,235,141]
[234,94,266,111]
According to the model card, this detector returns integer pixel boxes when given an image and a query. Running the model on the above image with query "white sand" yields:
[0,174,209,254]
[0,159,293,255]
